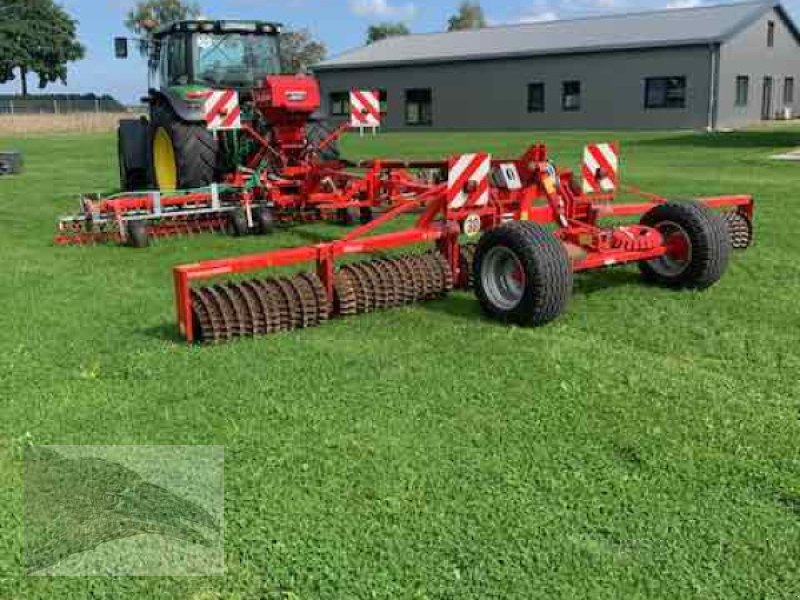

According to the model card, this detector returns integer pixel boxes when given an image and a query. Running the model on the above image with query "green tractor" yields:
[114,20,334,193]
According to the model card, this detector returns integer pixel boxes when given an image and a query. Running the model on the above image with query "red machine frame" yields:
[173,143,754,343]
[55,76,423,246]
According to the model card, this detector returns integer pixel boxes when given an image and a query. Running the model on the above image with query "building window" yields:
[785,78,795,104]
[405,89,432,126]
[562,81,581,111]
[527,83,545,112]
[767,21,775,47]
[330,92,349,116]
[735,76,750,106]
[644,76,687,109]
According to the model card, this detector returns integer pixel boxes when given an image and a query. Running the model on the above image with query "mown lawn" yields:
[0,127,799,599]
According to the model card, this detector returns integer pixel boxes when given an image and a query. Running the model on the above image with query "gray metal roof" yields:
[317,1,793,71]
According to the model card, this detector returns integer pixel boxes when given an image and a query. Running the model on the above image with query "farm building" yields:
[314,1,800,131]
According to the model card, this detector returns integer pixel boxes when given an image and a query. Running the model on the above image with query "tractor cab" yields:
[147,20,283,93]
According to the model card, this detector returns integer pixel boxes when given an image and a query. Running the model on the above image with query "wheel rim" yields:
[153,127,178,192]
[481,246,526,311]
[652,220,692,277]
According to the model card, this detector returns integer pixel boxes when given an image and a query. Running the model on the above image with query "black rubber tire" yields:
[336,207,357,226]
[228,210,250,237]
[639,201,731,290]
[126,220,150,248]
[151,103,218,190]
[359,207,374,225]
[474,221,573,326]
[306,120,341,162]
[118,136,150,192]
[255,206,276,235]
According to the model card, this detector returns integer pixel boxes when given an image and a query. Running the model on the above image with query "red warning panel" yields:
[582,142,619,194]
[204,90,242,131]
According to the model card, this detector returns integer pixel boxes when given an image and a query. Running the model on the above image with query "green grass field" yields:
[1,127,799,599]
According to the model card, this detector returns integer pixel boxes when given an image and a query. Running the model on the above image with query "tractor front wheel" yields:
[151,104,218,192]
[474,222,573,326]
[640,201,731,290]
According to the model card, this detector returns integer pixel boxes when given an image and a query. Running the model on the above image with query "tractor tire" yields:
[336,207,358,226]
[151,104,218,191]
[126,220,150,248]
[307,120,341,162]
[359,207,375,225]
[228,209,250,237]
[474,221,573,326]
[639,201,731,290]
[118,119,152,192]
[255,206,276,235]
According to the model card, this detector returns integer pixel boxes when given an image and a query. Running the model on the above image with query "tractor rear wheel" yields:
[474,222,573,326]
[151,104,218,192]
[118,119,151,192]
[639,201,731,290]
[119,137,150,192]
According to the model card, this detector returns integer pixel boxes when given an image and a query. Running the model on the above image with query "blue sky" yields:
[2,0,799,103]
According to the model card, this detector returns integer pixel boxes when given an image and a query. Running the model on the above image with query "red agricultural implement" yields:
[55,76,410,247]
[171,143,755,343]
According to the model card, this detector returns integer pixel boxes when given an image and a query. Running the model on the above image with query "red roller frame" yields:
[173,144,755,342]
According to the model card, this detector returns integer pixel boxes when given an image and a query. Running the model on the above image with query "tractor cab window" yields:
[164,35,190,86]
[193,33,281,88]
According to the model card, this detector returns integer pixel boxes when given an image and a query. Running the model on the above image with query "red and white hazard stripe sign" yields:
[350,90,381,128]
[447,153,491,210]
[582,142,619,194]
[204,90,242,131]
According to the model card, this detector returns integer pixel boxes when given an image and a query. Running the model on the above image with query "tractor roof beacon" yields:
[114,20,331,195]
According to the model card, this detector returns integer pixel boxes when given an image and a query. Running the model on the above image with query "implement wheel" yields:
[640,201,731,290]
[255,206,276,235]
[151,104,218,192]
[336,207,357,226]
[474,222,573,326]
[228,209,250,237]
[126,220,150,248]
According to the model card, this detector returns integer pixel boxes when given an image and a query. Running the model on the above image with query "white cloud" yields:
[349,0,417,21]
[517,10,559,23]
[665,0,703,7]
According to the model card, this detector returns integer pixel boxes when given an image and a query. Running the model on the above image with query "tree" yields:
[367,22,410,44]
[280,29,326,74]
[447,1,487,31]
[0,0,85,96]
[125,0,201,37]
[125,0,201,58]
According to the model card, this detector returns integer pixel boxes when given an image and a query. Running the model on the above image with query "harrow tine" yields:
[191,272,333,343]
[187,251,454,344]
[723,210,753,250]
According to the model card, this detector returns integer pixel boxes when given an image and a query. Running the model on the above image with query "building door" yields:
[761,77,773,120]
